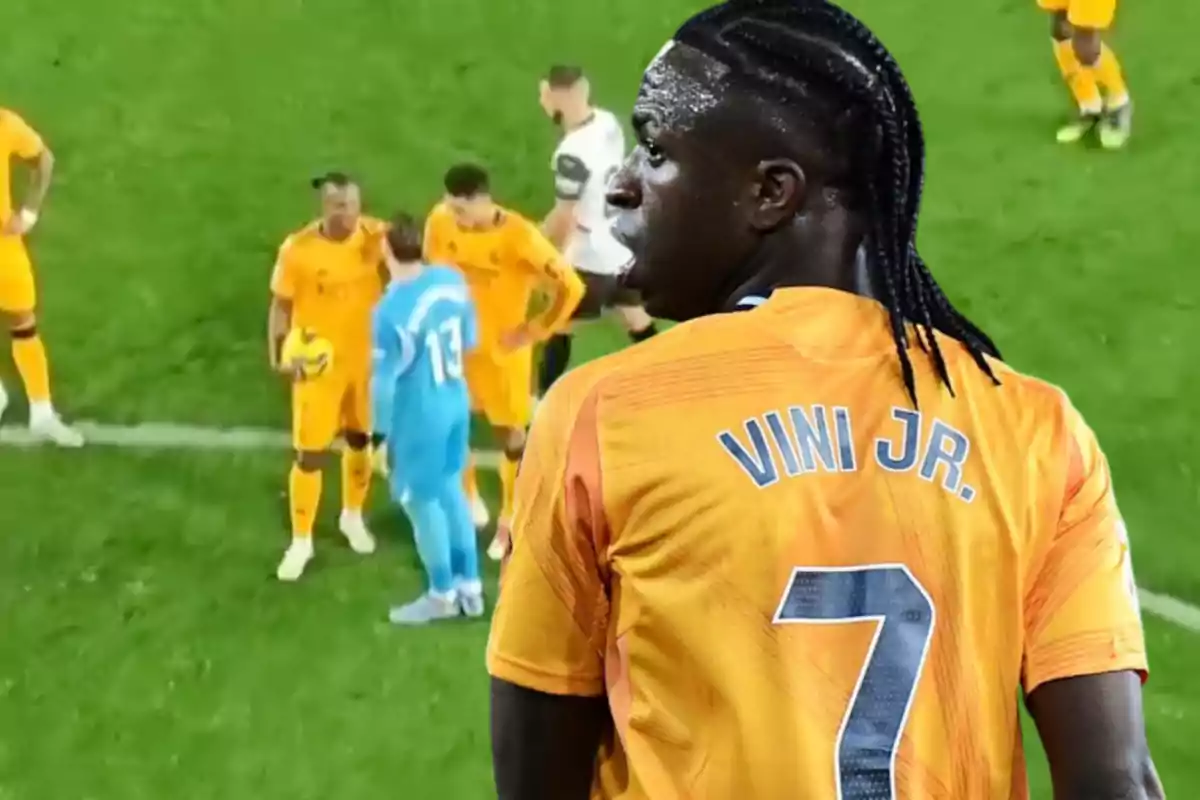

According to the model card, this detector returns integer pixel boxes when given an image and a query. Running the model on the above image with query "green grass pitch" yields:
[1,0,1199,796]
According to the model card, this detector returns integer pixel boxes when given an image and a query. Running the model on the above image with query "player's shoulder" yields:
[593,107,621,130]
[360,215,388,235]
[546,312,761,420]
[0,107,35,144]
[959,344,1075,418]
[278,220,321,254]
[0,107,26,129]
[941,338,1090,452]
[498,207,540,238]
[426,202,454,225]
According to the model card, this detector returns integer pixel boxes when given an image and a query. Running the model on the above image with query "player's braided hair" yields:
[678,0,1001,403]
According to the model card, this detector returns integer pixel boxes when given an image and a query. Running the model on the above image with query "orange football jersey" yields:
[270,218,386,374]
[423,203,583,349]
[0,109,46,224]
[487,287,1147,800]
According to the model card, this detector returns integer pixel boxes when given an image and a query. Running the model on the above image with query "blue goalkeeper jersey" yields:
[370,265,477,441]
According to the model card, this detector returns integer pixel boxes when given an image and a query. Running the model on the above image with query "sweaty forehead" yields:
[636,41,732,131]
[323,184,359,202]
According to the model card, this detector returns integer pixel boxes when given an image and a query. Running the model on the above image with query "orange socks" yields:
[289,464,322,538]
[499,456,519,524]
[341,447,371,513]
[1094,43,1129,107]
[11,331,51,404]
[1052,39,1101,114]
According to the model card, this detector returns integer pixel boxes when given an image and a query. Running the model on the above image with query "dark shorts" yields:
[573,269,644,319]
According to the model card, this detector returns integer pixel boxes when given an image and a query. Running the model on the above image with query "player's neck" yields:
[562,106,596,133]
[719,218,878,311]
[319,221,355,242]
[389,261,423,283]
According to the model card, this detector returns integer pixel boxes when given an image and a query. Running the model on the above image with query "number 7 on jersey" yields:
[773,565,935,800]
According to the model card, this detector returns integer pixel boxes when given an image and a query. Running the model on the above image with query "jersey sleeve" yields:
[1022,399,1148,694]
[270,238,299,300]
[486,369,610,697]
[370,301,415,439]
[3,111,46,159]
[510,219,585,338]
[553,151,592,201]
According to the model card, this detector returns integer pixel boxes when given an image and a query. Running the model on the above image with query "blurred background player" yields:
[268,172,385,581]
[370,213,483,624]
[536,65,657,396]
[0,107,82,446]
[1042,0,1131,147]
[488,2,1163,798]
[424,164,584,560]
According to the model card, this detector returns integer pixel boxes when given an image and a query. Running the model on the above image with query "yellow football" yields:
[281,328,334,379]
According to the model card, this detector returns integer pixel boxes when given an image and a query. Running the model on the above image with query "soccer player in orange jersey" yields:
[269,172,386,581]
[487,2,1164,798]
[424,164,584,558]
[0,108,82,446]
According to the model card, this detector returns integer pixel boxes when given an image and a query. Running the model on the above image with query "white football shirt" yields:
[551,108,632,276]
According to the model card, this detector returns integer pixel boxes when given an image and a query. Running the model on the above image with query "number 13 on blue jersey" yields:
[426,317,464,385]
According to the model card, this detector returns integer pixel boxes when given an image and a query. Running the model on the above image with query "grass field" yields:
[1,0,1197,796]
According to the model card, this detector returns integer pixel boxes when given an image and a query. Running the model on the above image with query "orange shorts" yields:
[0,235,36,313]
[1038,0,1116,29]
[465,347,533,430]
[291,367,370,452]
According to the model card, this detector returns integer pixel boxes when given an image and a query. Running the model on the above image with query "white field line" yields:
[0,421,1196,633]
[0,420,502,468]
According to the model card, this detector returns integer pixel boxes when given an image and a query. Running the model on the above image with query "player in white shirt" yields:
[535,65,658,396]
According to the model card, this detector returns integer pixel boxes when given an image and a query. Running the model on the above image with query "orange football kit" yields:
[423,203,584,430]
[270,218,387,451]
[488,288,1147,799]
[0,109,45,314]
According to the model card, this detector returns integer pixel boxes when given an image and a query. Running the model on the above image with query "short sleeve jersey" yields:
[0,109,46,223]
[423,203,582,348]
[487,287,1147,800]
[270,217,386,373]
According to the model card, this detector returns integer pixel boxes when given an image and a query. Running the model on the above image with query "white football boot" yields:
[339,510,377,554]
[276,537,314,582]
[28,402,84,448]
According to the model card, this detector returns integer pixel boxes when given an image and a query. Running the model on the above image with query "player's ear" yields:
[748,158,806,231]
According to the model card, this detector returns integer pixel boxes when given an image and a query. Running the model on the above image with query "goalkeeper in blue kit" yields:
[370,213,484,624]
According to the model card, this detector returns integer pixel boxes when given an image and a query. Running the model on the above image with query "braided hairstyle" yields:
[676,0,1001,403]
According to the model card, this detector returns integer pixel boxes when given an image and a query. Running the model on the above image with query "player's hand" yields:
[272,356,304,381]
[499,325,536,352]
[1,208,38,237]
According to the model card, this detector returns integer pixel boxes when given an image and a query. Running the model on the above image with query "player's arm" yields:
[3,112,53,235]
[515,223,585,340]
[1028,674,1164,799]
[1022,401,1162,799]
[541,153,590,249]
[487,375,611,799]
[369,304,413,445]
[268,242,296,372]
